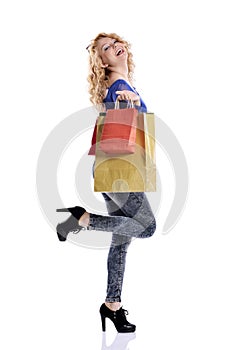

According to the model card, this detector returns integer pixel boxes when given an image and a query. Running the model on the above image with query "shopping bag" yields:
[99,107,138,154]
[94,113,156,192]
[88,113,103,156]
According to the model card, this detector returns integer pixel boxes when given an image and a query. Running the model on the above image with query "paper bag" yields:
[94,113,156,192]
[99,107,138,154]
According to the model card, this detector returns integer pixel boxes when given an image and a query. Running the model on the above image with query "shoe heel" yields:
[56,206,86,220]
[56,208,69,212]
[101,314,106,332]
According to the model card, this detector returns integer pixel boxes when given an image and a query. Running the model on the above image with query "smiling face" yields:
[97,37,128,68]
[87,33,135,104]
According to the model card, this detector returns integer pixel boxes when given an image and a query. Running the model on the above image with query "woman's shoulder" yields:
[108,79,133,91]
[104,79,131,103]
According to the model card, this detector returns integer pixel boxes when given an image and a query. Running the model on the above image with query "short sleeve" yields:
[108,80,135,102]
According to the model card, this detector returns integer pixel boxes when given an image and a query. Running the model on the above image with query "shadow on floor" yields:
[101,332,136,349]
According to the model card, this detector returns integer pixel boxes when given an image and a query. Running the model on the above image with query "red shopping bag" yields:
[99,107,138,154]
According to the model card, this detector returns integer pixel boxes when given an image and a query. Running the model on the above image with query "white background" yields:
[1,0,226,349]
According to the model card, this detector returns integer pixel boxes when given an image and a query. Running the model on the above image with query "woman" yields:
[56,33,156,333]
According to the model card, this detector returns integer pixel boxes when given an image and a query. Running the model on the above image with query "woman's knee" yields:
[140,218,156,238]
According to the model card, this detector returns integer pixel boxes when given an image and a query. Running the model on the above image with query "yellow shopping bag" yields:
[94,113,156,192]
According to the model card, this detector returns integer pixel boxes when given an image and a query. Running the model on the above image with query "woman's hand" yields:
[116,90,141,106]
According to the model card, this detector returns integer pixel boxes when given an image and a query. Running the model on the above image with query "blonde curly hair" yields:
[87,32,135,105]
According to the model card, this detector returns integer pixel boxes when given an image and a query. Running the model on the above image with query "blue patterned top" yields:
[103,79,147,112]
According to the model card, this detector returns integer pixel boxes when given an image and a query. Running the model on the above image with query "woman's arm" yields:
[115,90,141,106]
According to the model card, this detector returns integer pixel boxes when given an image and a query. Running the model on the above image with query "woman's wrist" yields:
[134,98,141,106]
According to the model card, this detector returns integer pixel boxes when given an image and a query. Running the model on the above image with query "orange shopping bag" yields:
[99,105,138,154]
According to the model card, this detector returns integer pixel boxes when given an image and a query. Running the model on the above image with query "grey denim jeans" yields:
[88,191,156,302]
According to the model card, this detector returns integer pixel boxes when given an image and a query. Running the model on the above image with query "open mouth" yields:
[116,48,124,56]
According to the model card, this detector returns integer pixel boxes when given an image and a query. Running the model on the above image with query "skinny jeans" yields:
[88,192,156,302]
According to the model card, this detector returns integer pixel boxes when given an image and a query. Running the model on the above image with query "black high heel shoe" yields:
[100,303,136,333]
[56,206,86,241]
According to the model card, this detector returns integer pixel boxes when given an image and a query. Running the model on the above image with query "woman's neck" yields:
[108,66,130,86]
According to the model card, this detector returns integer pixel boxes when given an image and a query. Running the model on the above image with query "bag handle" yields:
[115,96,134,109]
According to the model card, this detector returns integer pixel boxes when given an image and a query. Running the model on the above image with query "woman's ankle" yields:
[78,212,90,227]
[105,301,121,311]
